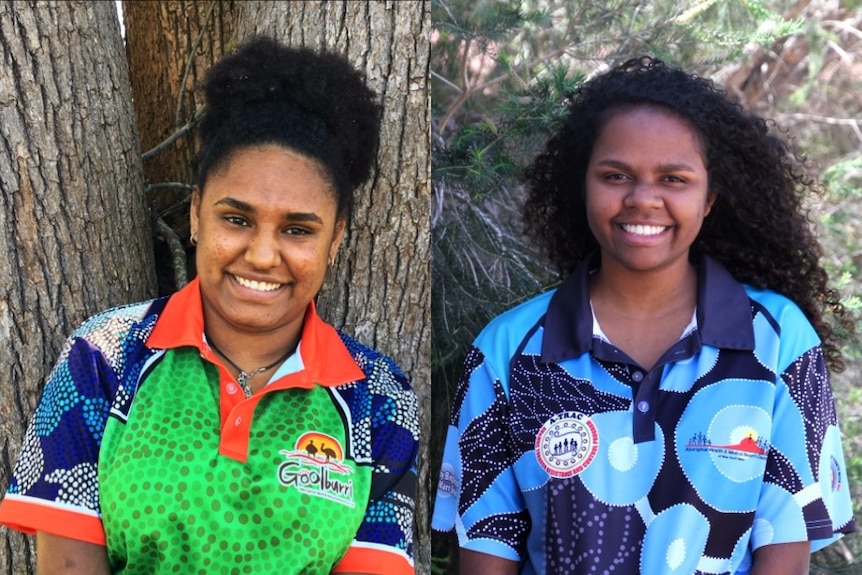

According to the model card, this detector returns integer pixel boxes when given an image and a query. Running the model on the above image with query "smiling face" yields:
[190,144,344,344]
[585,105,715,277]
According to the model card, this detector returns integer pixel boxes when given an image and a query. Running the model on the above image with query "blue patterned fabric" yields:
[432,254,855,574]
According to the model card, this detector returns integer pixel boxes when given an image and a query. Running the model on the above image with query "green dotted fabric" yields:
[99,348,370,574]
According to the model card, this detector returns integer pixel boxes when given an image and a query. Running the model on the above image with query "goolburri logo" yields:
[278,432,354,507]
[535,411,599,478]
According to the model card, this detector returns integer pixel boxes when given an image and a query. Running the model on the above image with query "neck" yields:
[203,328,299,399]
[201,312,304,376]
[590,258,697,318]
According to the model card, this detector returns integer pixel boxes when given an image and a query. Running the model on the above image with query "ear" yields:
[189,187,201,237]
[705,191,717,216]
[329,217,347,264]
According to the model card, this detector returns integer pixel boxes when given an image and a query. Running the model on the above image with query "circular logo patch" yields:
[535,411,599,478]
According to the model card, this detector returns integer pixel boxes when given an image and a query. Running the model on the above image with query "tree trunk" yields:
[0,2,157,573]
[234,2,432,572]
[123,0,238,293]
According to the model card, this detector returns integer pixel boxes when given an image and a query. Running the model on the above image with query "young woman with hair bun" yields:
[0,36,418,575]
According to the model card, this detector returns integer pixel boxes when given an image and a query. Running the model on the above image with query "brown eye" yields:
[225,215,250,227]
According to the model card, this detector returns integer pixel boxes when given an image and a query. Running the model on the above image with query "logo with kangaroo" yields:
[278,431,354,507]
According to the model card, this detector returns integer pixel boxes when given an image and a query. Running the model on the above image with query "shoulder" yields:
[74,298,164,339]
[743,286,817,337]
[335,331,419,444]
[473,288,556,361]
[337,331,412,393]
[742,285,822,370]
[70,298,167,365]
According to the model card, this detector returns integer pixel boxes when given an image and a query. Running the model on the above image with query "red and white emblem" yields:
[535,411,599,478]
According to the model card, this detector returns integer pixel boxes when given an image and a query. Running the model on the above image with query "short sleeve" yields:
[754,344,856,551]
[0,301,158,545]
[332,354,419,575]
[0,335,116,544]
[431,345,529,562]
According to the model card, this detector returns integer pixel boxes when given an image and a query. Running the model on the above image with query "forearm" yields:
[460,548,519,575]
[749,541,810,575]
[36,532,110,575]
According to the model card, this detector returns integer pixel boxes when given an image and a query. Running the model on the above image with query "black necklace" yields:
[205,336,294,399]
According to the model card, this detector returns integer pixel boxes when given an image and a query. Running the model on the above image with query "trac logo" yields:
[278,432,354,507]
[535,411,599,478]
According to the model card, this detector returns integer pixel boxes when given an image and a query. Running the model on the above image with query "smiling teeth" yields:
[622,224,666,236]
[234,276,282,292]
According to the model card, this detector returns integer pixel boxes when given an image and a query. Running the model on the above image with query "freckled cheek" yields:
[196,236,243,270]
[287,249,329,281]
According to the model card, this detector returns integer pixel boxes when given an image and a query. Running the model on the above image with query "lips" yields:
[621,224,668,236]
[233,275,283,292]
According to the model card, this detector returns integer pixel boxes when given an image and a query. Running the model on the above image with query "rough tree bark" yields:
[0,2,156,573]
[235,2,432,572]
[123,0,238,293]
[124,0,236,187]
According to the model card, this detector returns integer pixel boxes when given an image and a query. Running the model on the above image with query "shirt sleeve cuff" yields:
[331,541,413,575]
[0,494,106,545]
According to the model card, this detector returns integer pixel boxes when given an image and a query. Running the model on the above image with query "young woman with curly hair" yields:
[0,37,418,575]
[433,57,855,575]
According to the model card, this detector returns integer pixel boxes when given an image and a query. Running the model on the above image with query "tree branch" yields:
[155,216,189,289]
[141,107,205,162]
[175,0,217,127]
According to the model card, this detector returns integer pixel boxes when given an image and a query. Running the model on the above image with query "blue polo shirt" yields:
[432,254,855,574]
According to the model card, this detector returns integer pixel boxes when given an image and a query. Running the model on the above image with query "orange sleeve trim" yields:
[0,496,106,545]
[331,544,413,575]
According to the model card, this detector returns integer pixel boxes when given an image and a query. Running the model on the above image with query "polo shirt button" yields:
[226,383,239,395]
[235,416,242,426]
[631,371,644,383]
[637,401,650,413]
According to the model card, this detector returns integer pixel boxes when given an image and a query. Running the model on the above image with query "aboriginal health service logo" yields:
[278,432,355,507]
[535,411,599,478]
[684,426,770,462]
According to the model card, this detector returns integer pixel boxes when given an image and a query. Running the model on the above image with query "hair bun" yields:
[199,36,381,197]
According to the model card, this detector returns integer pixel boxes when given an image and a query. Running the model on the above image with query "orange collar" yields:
[146,278,364,387]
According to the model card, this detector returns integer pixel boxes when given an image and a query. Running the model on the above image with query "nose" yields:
[623,180,663,209]
[244,230,281,269]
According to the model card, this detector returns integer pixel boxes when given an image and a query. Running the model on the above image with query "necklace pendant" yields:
[237,372,253,399]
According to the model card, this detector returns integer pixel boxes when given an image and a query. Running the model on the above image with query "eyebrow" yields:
[213,197,324,224]
[594,159,698,172]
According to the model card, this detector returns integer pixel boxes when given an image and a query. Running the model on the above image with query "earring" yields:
[190,232,198,246]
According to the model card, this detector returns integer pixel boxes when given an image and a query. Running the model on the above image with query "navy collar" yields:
[540,252,755,363]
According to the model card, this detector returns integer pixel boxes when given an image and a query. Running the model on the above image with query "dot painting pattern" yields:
[5,296,418,574]
[100,347,369,573]
[438,272,855,574]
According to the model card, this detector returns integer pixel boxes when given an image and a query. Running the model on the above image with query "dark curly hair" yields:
[524,56,851,372]
[196,36,381,221]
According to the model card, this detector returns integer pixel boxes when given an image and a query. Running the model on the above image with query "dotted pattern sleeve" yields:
[757,345,856,549]
[431,345,530,562]
[747,291,856,551]
[332,335,420,575]
[0,301,160,544]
